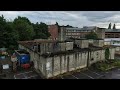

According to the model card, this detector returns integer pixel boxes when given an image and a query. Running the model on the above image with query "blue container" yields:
[0,56,5,60]
[15,50,30,64]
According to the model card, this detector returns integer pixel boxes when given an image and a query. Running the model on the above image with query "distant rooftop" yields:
[105,29,120,32]
[41,46,104,58]
[65,26,104,31]
[18,39,73,44]
[104,38,120,41]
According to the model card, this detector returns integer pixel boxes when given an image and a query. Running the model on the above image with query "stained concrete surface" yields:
[100,68,120,79]
[56,67,120,79]
[0,68,42,79]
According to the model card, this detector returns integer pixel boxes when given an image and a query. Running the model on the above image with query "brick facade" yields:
[48,25,58,40]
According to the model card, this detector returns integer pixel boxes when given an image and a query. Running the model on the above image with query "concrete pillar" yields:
[58,27,66,41]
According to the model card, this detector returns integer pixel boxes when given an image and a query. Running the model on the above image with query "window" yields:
[96,52,99,58]
[91,58,94,61]
[67,56,69,60]
[38,44,41,52]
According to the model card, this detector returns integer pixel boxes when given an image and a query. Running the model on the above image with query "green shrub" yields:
[91,59,120,71]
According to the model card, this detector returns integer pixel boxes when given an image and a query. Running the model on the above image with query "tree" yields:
[108,23,111,29]
[0,15,19,49]
[113,23,116,29]
[85,31,98,39]
[105,48,110,60]
[55,22,59,26]
[13,16,35,41]
[33,22,50,39]
[66,25,73,28]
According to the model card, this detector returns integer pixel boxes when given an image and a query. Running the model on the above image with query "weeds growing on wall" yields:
[91,59,120,71]
[105,48,110,60]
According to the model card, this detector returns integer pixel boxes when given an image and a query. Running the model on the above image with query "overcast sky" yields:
[0,11,120,28]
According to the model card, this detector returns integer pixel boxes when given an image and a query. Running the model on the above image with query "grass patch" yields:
[91,59,120,72]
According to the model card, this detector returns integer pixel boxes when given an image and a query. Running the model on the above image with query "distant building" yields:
[104,38,120,46]
[105,29,120,38]
[48,25,58,40]
[59,26,105,40]
[18,39,115,78]
[48,24,105,41]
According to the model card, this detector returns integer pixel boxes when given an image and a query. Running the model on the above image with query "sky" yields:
[0,11,120,28]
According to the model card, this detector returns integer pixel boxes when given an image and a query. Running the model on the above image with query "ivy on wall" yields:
[105,48,110,60]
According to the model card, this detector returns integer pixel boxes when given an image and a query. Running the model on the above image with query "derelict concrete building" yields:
[18,38,115,78]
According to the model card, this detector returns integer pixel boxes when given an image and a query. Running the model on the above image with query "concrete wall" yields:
[53,56,61,76]
[96,28,105,39]
[81,52,88,68]
[88,50,105,66]
[75,39,89,48]
[58,27,66,41]
[46,57,53,78]
[109,48,115,59]
[101,50,105,60]
[66,42,73,51]
[37,41,73,54]
[93,40,104,47]
[59,42,66,51]
[115,46,120,52]
[68,54,75,71]
[43,52,88,78]
[76,52,82,69]
[104,41,111,45]
[61,55,67,74]
[18,44,113,78]
[89,39,94,44]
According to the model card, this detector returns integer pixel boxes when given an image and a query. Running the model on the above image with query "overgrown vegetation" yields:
[91,59,120,72]
[105,48,110,60]
[0,15,51,52]
[85,31,98,39]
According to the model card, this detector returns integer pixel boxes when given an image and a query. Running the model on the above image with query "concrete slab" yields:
[62,75,76,79]
[88,68,106,75]
[72,72,91,79]
[14,70,41,79]
[81,70,100,79]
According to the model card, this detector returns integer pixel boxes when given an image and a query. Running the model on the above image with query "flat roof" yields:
[18,40,73,54]
[105,29,120,32]
[69,38,88,40]
[103,45,116,48]
[41,46,104,58]
[18,40,73,44]
[104,38,120,41]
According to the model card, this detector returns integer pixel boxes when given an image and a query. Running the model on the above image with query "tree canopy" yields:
[85,31,98,39]
[108,23,111,29]
[0,15,19,49]
[0,15,51,51]
[105,48,110,60]
[13,16,35,41]
[113,23,116,29]
[32,22,50,39]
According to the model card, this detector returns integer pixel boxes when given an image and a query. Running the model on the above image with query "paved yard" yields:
[0,67,42,79]
[100,68,120,79]
[14,69,42,79]
[54,67,120,79]
[1,66,120,79]
[55,68,107,79]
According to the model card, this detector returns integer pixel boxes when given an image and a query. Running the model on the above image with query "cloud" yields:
[0,11,120,28]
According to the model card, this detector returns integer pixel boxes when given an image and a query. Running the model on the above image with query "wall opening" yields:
[38,44,41,53]
[67,56,69,72]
